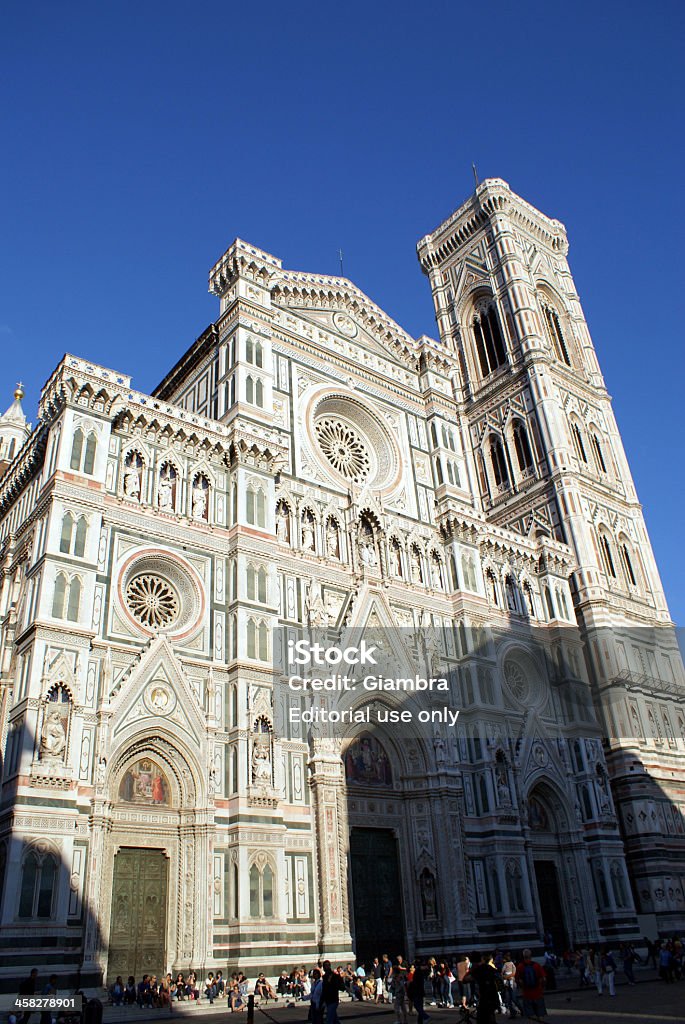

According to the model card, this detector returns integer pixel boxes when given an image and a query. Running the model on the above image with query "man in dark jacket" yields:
[468,953,501,1024]
[320,961,344,1024]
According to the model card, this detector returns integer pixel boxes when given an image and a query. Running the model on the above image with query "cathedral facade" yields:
[0,178,683,986]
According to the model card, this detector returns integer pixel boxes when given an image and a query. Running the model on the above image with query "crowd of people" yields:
[13,933,682,1024]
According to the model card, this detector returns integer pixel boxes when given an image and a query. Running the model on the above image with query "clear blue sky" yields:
[1,1,683,623]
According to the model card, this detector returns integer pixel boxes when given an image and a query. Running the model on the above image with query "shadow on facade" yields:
[0,717,106,992]
[285,621,685,960]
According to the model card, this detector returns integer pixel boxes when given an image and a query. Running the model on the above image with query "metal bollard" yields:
[247,994,255,1024]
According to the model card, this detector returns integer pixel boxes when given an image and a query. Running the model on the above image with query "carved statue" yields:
[276,503,290,542]
[123,463,141,500]
[326,520,340,559]
[420,869,438,919]
[192,481,207,520]
[251,737,272,785]
[431,559,443,589]
[497,769,511,806]
[301,514,316,551]
[158,468,174,510]
[411,548,423,583]
[41,707,67,761]
[358,523,377,568]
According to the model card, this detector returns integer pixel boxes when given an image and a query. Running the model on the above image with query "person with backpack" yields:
[515,950,547,1021]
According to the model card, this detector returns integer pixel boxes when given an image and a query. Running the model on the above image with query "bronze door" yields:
[108,847,168,981]
[350,827,405,963]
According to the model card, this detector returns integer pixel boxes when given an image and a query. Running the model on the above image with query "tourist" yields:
[109,977,124,1006]
[255,974,276,1001]
[229,982,246,1012]
[406,957,429,1024]
[515,949,547,1022]
[320,960,344,1024]
[468,952,501,1024]
[390,959,409,1024]
[599,948,617,996]
[501,952,520,1018]
[204,972,217,1004]
[124,977,136,1004]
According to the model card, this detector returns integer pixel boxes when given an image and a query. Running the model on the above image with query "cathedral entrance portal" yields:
[108,848,168,980]
[533,859,567,952]
[349,827,404,963]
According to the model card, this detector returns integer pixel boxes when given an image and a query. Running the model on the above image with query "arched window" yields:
[249,861,275,918]
[52,573,67,618]
[543,584,555,620]
[610,861,627,908]
[512,421,534,473]
[579,783,593,820]
[249,864,259,916]
[257,567,267,603]
[246,376,254,404]
[595,863,610,908]
[232,862,239,918]
[247,619,256,659]
[246,486,266,527]
[258,621,268,661]
[461,551,477,592]
[66,577,81,621]
[19,849,58,919]
[599,532,617,578]
[255,379,264,407]
[571,422,588,464]
[489,865,503,913]
[489,437,509,489]
[591,433,608,474]
[74,517,87,557]
[478,773,490,813]
[506,861,525,912]
[60,513,87,556]
[620,541,638,587]
[70,429,84,470]
[84,433,97,474]
[556,586,570,620]
[473,304,507,377]
[543,304,571,366]
[231,686,238,727]
[59,512,74,553]
[231,746,238,794]
[570,739,584,773]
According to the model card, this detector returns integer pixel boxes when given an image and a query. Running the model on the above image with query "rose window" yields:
[314,418,371,483]
[125,574,179,628]
[504,661,528,702]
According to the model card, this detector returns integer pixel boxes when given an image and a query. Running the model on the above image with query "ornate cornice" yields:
[417,178,569,273]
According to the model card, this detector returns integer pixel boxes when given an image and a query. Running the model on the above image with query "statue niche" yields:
[39,685,71,765]
[251,717,273,787]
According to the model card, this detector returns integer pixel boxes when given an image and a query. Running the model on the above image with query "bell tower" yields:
[418,178,685,929]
